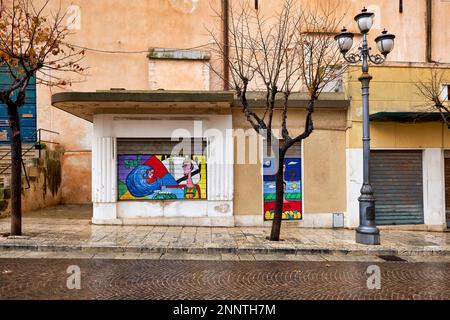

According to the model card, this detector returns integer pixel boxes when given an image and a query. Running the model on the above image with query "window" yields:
[0,65,37,144]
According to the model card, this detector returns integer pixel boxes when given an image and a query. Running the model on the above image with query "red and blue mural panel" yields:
[263,157,302,220]
[118,154,207,200]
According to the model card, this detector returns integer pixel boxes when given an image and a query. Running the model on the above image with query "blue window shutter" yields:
[0,65,37,144]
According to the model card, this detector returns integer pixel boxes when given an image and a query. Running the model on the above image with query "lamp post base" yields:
[356,230,380,245]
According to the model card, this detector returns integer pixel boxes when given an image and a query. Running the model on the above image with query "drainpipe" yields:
[426,0,432,62]
[222,0,230,91]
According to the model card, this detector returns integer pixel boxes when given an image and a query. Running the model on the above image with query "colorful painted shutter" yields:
[116,138,207,200]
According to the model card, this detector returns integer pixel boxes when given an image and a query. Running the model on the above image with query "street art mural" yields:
[118,155,207,200]
[263,157,302,220]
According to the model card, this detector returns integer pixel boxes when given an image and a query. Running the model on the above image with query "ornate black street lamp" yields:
[335,8,395,245]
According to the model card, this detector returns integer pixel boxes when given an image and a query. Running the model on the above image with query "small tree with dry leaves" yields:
[415,64,450,127]
[0,0,85,235]
[210,0,346,240]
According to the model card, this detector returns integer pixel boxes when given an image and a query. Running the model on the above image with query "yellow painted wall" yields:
[347,65,450,148]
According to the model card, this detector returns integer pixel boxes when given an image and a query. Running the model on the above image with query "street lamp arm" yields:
[368,54,386,65]
[343,52,362,64]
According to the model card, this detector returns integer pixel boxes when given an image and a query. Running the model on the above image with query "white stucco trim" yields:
[422,148,447,228]
[116,200,233,218]
[91,114,234,225]
[92,216,235,227]
[345,148,363,228]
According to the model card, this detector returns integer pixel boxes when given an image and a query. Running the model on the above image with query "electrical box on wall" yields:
[333,213,344,228]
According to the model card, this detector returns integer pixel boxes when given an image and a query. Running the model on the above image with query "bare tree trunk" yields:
[270,148,285,241]
[8,104,22,236]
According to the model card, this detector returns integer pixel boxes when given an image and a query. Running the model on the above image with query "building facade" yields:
[6,0,450,229]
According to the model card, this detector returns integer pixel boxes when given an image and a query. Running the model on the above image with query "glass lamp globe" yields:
[354,8,375,33]
[334,28,354,54]
[375,29,396,56]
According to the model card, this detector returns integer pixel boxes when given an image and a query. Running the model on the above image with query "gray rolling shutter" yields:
[285,141,301,157]
[445,157,450,228]
[117,138,206,155]
[370,150,424,225]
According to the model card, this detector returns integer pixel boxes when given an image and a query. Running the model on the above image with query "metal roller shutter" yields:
[285,141,301,157]
[117,138,206,155]
[370,150,424,225]
[445,157,450,228]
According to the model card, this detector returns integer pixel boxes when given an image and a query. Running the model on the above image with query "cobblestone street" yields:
[1,205,450,256]
[1,257,449,300]
[1,205,450,300]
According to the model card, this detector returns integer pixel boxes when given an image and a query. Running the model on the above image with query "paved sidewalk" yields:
[1,205,450,256]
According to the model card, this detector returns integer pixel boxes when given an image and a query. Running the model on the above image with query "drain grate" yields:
[377,255,407,262]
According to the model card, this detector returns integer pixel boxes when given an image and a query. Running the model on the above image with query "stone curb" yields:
[1,242,449,256]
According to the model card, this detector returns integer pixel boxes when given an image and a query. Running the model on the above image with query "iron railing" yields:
[0,128,60,189]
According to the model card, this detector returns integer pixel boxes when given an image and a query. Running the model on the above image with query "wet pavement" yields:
[0,257,449,300]
[1,205,450,256]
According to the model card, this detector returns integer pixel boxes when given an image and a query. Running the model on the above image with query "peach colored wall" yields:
[33,0,449,205]
[149,60,210,90]
[232,107,347,215]
[37,0,222,203]
[230,0,448,64]
[432,0,450,62]
[60,152,92,204]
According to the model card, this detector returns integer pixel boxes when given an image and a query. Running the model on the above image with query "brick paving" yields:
[0,205,450,256]
[1,258,449,299]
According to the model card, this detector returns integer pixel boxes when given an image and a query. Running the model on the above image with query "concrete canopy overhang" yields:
[51,90,235,122]
[51,90,349,122]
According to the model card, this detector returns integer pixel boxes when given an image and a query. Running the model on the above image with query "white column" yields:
[423,148,446,228]
[92,136,117,221]
[346,148,363,228]
[206,119,234,202]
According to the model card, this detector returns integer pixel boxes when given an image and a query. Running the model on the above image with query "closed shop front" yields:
[370,150,424,225]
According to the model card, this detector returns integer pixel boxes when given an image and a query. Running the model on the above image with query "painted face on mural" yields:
[182,161,194,176]
[145,168,156,183]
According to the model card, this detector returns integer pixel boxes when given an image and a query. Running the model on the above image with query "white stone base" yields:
[92,216,235,227]
[377,224,447,232]
[234,213,336,228]
[92,200,234,227]
[116,200,233,218]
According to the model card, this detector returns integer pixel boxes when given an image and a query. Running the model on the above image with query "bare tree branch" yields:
[208,0,347,241]
[415,63,449,128]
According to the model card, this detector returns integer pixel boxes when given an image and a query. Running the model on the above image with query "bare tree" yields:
[209,0,346,240]
[415,64,450,127]
[0,0,84,235]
